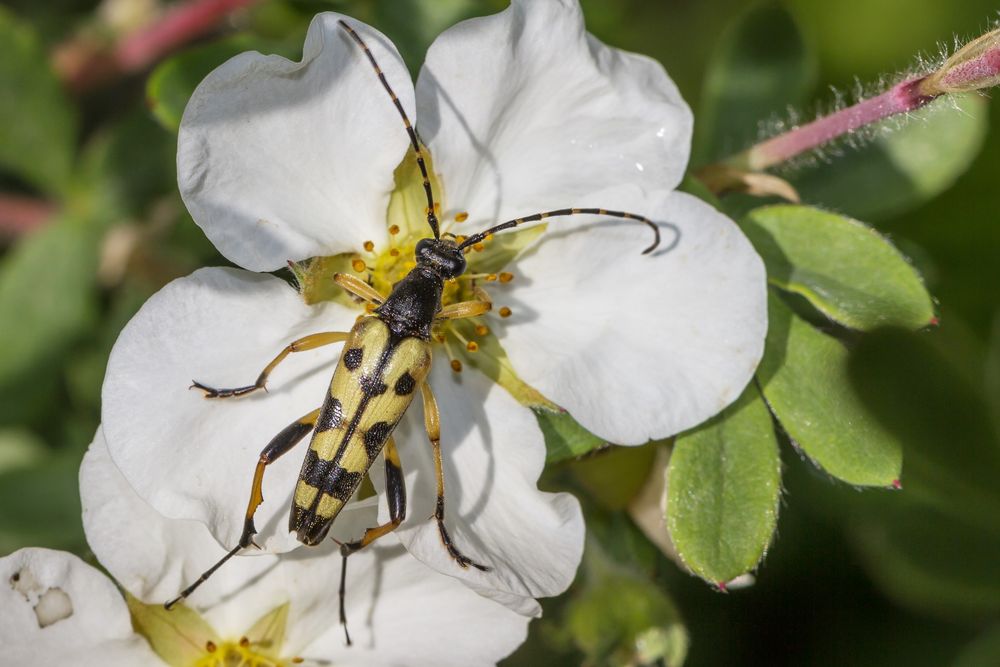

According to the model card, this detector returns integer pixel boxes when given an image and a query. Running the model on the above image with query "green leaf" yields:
[0,218,100,389]
[0,6,76,194]
[536,409,606,463]
[665,383,781,584]
[741,205,935,330]
[694,3,815,164]
[147,36,296,132]
[791,94,988,220]
[759,292,902,486]
[847,328,1000,526]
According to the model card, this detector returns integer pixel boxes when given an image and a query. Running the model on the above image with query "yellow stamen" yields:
[451,359,463,372]
[499,306,512,318]
[499,272,514,283]
[389,248,400,257]
[475,324,489,336]
[485,274,498,282]
[363,240,375,252]
[388,224,401,235]
[466,341,479,352]
[472,242,485,252]
[455,211,469,222]
[351,258,366,272]
[205,641,217,653]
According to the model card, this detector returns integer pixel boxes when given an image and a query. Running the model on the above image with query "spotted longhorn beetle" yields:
[166,19,663,644]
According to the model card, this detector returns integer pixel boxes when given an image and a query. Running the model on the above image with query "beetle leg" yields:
[435,286,492,322]
[334,272,387,306]
[164,407,320,610]
[419,382,490,571]
[339,436,407,555]
[191,331,350,398]
[337,436,407,647]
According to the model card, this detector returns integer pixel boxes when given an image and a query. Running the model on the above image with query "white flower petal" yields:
[0,548,161,667]
[307,545,529,667]
[178,12,414,271]
[102,267,358,554]
[417,0,691,224]
[371,362,584,615]
[496,191,767,444]
[81,430,524,663]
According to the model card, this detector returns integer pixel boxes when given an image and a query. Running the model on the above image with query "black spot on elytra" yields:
[327,466,363,500]
[343,348,363,371]
[360,373,388,396]
[315,398,343,432]
[364,421,392,458]
[394,371,416,396]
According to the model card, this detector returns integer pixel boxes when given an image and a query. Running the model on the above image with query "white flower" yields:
[101,0,765,618]
[0,431,529,667]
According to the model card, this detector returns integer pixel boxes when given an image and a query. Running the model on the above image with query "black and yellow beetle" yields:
[166,20,662,642]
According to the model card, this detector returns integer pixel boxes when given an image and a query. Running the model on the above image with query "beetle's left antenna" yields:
[339,19,440,241]
[164,544,242,609]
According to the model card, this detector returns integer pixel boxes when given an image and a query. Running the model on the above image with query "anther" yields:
[292,659,304,665]
[389,248,400,257]
[499,307,512,318]
[239,637,250,647]
[472,242,485,252]
[455,211,469,222]
[466,341,479,352]
[363,240,375,252]
[365,303,377,313]
[498,272,514,283]
[351,258,366,272]
[206,641,217,653]
[435,333,446,343]
[485,274,498,282]
[451,359,463,372]
[475,324,489,336]
[388,224,400,235]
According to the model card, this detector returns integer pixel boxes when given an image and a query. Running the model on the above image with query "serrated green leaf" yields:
[0,6,76,194]
[147,36,296,132]
[742,205,935,330]
[0,218,100,389]
[665,383,781,584]
[791,94,988,220]
[759,293,902,485]
[694,3,815,164]
[847,328,1000,526]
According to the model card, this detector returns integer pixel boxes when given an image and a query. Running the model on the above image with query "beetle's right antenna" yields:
[339,19,440,241]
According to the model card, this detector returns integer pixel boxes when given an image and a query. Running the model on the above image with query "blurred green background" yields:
[1,0,998,665]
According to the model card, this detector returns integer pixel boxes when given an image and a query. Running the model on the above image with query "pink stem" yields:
[0,195,57,235]
[741,76,938,171]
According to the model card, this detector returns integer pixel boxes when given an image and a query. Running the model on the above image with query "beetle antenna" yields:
[339,19,440,240]
[164,544,243,609]
[457,207,661,255]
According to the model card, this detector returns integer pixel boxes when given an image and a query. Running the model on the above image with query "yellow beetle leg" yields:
[334,272,387,305]
[340,436,406,555]
[165,407,320,610]
[435,286,492,322]
[419,381,490,571]
[192,331,350,398]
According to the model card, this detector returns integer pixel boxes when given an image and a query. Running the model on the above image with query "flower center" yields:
[193,637,300,667]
